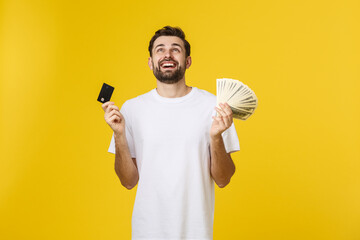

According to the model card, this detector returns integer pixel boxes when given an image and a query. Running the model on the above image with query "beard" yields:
[152,59,186,84]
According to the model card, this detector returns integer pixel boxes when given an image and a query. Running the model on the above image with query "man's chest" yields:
[131,103,213,145]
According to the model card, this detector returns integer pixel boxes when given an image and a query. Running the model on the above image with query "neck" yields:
[156,79,192,98]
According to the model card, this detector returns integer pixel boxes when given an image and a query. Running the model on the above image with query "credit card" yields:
[97,83,114,103]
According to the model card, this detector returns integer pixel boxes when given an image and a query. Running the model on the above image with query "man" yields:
[102,26,240,240]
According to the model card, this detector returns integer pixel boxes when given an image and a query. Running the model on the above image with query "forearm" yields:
[114,133,139,189]
[210,135,235,188]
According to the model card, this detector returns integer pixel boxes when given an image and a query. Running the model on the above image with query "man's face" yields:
[148,36,191,84]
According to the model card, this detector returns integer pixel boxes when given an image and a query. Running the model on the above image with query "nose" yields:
[164,49,172,58]
[164,51,171,58]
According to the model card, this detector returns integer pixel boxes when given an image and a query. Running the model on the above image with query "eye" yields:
[156,48,164,52]
[172,48,180,52]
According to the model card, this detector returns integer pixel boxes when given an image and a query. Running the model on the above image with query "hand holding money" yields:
[210,102,233,138]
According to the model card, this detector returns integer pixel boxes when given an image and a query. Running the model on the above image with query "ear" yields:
[148,57,153,70]
[185,56,192,69]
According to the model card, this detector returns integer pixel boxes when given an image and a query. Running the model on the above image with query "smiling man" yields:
[102,26,240,240]
[150,36,188,84]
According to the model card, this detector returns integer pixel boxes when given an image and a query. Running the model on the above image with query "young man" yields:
[102,26,240,240]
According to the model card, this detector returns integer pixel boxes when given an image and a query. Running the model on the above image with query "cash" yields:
[216,78,258,120]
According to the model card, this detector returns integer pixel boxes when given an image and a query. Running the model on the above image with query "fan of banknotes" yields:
[216,78,258,120]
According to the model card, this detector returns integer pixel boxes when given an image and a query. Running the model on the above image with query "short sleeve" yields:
[107,101,136,158]
[221,122,240,153]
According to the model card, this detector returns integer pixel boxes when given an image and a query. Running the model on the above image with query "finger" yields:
[215,107,231,127]
[212,116,220,122]
[102,101,114,111]
[108,115,121,124]
[214,115,226,127]
[102,101,114,110]
[107,105,120,113]
[219,103,233,127]
[212,116,219,123]
[221,103,233,117]
[106,104,119,114]
[222,116,232,128]
[108,109,122,119]
[112,105,120,111]
[215,106,227,117]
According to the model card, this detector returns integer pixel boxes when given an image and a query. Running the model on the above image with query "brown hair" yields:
[148,26,191,57]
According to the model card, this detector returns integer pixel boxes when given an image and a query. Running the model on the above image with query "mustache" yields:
[159,58,178,65]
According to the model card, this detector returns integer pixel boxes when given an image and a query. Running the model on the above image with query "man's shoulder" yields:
[196,88,215,97]
[195,87,216,101]
[122,89,154,108]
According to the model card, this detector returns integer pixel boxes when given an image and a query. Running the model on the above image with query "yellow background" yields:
[1,0,359,239]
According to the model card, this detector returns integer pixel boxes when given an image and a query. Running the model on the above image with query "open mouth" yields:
[160,61,177,69]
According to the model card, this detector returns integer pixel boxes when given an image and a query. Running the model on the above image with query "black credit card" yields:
[97,83,114,103]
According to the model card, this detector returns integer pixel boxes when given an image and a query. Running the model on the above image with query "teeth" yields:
[162,63,175,67]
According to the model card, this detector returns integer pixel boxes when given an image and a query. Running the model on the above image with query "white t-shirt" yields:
[108,87,240,240]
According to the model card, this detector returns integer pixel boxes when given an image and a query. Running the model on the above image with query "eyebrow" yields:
[154,43,183,50]
[171,43,183,49]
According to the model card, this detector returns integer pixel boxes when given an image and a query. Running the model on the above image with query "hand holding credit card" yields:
[99,83,124,135]
[97,83,114,103]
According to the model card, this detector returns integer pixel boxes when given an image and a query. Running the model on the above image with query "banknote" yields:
[216,78,258,121]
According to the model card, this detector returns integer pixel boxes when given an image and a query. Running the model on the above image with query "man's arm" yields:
[210,136,235,188]
[210,102,236,188]
[102,101,139,190]
[114,133,139,190]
